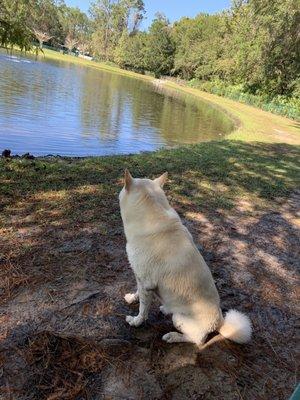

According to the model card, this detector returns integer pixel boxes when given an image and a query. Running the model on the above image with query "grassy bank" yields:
[40,48,153,82]
[188,79,300,121]
[1,141,300,215]
[39,49,300,145]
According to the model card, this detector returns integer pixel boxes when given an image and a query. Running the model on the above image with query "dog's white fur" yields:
[119,170,252,346]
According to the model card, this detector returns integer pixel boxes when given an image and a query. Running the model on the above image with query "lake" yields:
[0,50,234,156]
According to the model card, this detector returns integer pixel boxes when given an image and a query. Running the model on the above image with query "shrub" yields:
[188,79,300,120]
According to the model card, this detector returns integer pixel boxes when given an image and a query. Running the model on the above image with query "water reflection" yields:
[0,50,234,156]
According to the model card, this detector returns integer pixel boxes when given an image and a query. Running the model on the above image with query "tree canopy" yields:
[0,0,299,98]
[0,0,34,50]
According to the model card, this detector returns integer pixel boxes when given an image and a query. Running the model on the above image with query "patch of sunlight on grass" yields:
[33,190,68,201]
[71,184,104,195]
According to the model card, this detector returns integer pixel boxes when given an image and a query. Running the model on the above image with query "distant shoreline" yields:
[2,47,299,147]
[39,48,300,145]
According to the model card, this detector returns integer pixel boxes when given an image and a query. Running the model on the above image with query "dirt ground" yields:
[0,144,299,400]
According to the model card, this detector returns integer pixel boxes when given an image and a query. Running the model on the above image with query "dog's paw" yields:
[159,305,171,316]
[162,332,184,343]
[124,293,138,304]
[126,315,143,327]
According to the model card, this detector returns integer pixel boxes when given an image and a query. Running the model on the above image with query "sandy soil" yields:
[0,182,299,400]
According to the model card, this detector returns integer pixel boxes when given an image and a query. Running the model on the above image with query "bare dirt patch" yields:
[0,142,299,399]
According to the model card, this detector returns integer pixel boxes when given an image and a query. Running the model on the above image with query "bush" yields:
[188,79,300,121]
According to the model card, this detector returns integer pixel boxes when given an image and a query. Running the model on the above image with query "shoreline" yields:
[40,48,300,145]
[2,47,299,150]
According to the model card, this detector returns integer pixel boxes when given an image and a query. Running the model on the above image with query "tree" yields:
[29,0,61,49]
[144,14,175,78]
[171,0,299,97]
[89,0,145,61]
[112,0,145,34]
[221,0,300,96]
[77,22,93,55]
[89,0,114,59]
[247,0,300,96]
[172,17,202,80]
[59,5,90,53]
[114,29,146,71]
[193,14,227,81]
[0,0,34,50]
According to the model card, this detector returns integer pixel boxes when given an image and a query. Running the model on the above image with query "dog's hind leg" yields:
[162,332,193,343]
[164,313,208,345]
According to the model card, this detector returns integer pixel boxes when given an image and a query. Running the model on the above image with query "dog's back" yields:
[120,171,252,345]
[120,175,221,319]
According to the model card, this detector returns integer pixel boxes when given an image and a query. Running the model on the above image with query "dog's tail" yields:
[197,309,252,351]
[218,309,252,344]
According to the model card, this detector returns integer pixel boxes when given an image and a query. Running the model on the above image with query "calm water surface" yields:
[0,50,234,156]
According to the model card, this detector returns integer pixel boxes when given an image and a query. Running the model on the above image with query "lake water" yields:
[0,50,234,156]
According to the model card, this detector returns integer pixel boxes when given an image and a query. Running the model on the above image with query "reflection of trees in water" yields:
[1,51,235,151]
[80,70,131,142]
[0,55,80,118]
[129,83,235,144]
[0,62,32,112]
[79,69,235,147]
[150,86,235,143]
[81,71,113,139]
[80,70,164,143]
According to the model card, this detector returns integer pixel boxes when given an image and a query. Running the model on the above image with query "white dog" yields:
[119,170,252,346]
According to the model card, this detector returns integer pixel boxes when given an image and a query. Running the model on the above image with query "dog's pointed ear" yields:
[124,169,133,190]
[154,172,168,188]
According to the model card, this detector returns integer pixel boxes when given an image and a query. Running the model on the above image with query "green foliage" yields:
[171,0,300,100]
[171,17,201,80]
[143,14,175,78]
[223,0,300,97]
[59,5,90,52]
[0,0,298,116]
[172,14,227,81]
[114,30,146,71]
[189,79,300,120]
[113,12,176,77]
[90,0,145,61]
[0,0,34,50]
[0,0,90,52]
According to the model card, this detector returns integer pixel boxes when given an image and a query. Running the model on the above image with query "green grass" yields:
[163,81,300,144]
[188,79,300,121]
[1,142,299,226]
[40,49,153,82]
[1,49,299,224]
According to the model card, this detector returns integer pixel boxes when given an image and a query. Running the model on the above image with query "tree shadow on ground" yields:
[0,140,299,399]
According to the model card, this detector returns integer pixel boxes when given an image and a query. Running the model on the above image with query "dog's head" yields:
[119,169,169,224]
